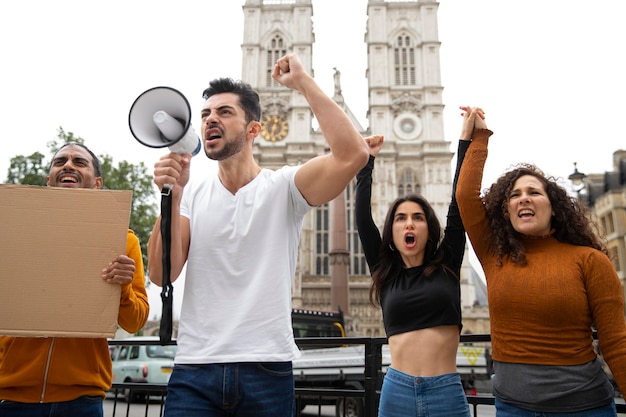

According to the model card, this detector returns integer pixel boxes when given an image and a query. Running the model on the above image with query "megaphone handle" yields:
[161,182,174,194]
[159,188,173,345]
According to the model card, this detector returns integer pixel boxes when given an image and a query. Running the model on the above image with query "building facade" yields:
[579,150,626,307]
[241,0,488,336]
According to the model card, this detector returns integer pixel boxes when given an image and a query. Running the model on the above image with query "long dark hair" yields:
[483,163,608,265]
[369,194,449,306]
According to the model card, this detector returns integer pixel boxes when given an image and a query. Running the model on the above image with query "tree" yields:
[99,155,158,273]
[4,127,158,275]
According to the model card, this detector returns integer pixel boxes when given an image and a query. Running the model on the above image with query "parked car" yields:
[110,336,177,402]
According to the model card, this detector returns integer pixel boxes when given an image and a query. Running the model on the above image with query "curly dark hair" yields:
[369,194,454,307]
[482,163,608,265]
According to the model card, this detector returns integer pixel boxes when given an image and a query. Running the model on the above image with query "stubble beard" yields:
[205,130,246,161]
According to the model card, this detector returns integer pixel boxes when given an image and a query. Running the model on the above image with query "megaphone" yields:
[129,86,202,156]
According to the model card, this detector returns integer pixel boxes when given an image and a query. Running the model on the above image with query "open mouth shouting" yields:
[56,172,81,187]
[518,208,535,220]
[205,127,223,142]
[404,233,416,249]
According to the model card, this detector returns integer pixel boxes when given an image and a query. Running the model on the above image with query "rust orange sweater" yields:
[456,130,626,395]
[0,230,149,403]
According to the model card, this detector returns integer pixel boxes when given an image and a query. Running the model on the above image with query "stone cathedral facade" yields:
[240,0,489,337]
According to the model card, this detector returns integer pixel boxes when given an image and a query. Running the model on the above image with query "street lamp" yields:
[568,162,587,198]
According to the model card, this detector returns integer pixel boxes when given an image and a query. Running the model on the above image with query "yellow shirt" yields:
[0,230,149,403]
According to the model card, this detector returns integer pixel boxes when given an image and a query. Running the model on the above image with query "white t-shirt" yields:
[176,166,312,363]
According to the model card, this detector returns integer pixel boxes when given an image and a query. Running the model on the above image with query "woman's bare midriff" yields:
[387,325,460,376]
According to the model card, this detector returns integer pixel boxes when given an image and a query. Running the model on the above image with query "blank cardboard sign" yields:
[0,184,132,338]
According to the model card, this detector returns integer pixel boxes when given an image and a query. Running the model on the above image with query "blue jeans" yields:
[163,362,295,417]
[0,396,103,417]
[495,397,617,417]
[378,367,471,417]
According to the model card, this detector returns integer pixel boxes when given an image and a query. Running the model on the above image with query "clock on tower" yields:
[260,114,289,142]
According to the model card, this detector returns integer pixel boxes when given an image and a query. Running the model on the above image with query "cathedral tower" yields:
[241,0,484,336]
[366,0,451,223]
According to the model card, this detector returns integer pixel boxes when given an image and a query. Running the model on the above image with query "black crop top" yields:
[355,140,470,337]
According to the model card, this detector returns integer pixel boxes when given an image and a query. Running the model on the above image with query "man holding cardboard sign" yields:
[0,143,149,416]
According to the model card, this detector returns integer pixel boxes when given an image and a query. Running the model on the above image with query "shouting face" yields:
[392,200,429,267]
[200,92,253,161]
[506,174,554,236]
[47,145,102,189]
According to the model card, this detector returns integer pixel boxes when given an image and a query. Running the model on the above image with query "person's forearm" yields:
[451,139,471,200]
[147,208,186,286]
[118,278,149,333]
[118,233,149,333]
[456,129,494,263]
[456,130,492,203]
[355,156,381,271]
[298,76,368,168]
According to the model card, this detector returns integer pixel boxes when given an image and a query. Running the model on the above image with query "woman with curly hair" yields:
[456,112,626,417]
[355,107,481,417]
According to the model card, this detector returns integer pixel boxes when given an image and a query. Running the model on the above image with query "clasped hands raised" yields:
[460,106,487,140]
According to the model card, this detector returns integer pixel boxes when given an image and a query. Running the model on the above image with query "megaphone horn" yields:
[129,86,202,156]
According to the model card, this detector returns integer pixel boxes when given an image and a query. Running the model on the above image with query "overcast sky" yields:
[2,1,624,319]
[2,1,624,185]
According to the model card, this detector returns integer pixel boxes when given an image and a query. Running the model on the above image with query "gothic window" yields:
[266,35,287,87]
[398,168,420,197]
[394,34,416,86]
[606,212,615,234]
[315,204,329,275]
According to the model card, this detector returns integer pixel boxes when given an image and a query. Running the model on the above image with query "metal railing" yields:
[107,334,626,417]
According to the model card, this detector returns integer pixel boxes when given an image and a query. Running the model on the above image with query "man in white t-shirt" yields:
[147,53,369,417]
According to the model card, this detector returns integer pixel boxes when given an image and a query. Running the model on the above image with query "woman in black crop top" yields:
[355,106,482,417]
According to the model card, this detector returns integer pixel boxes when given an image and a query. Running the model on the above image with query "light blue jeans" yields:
[495,397,617,417]
[163,362,295,417]
[0,395,103,417]
[378,367,471,417]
